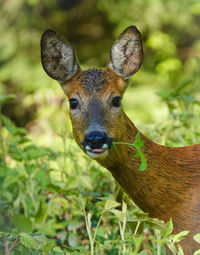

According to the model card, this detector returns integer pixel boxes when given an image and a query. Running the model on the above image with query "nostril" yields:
[86,131,106,148]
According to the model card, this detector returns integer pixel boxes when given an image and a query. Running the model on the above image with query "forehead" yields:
[65,67,125,97]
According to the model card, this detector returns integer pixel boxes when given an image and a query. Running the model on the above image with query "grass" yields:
[0,62,200,254]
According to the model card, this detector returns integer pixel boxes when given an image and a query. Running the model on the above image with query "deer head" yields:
[41,26,143,160]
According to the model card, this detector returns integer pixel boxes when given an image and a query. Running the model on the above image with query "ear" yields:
[41,29,80,84]
[108,26,143,80]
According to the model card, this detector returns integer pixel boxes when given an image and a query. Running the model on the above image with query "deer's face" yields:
[41,26,143,159]
[65,68,126,159]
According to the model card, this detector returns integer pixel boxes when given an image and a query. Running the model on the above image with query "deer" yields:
[40,26,200,254]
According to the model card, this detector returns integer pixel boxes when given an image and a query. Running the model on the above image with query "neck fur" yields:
[97,113,196,224]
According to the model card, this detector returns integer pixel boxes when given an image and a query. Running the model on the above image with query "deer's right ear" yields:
[41,29,80,84]
[108,26,143,80]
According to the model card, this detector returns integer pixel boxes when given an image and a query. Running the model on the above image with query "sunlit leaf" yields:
[194,233,200,244]
[104,200,121,211]
[110,209,125,222]
[172,230,189,243]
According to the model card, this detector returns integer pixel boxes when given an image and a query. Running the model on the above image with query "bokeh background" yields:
[1,0,200,254]
[1,0,200,139]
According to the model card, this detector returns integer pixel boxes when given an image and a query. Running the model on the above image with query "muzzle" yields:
[81,131,113,159]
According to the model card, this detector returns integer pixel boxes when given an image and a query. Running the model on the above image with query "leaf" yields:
[167,243,177,255]
[20,233,39,250]
[161,219,173,237]
[11,214,32,232]
[1,115,16,134]
[145,218,166,231]
[35,201,48,223]
[43,240,55,254]
[122,201,127,214]
[96,227,106,244]
[194,249,200,255]
[0,94,16,104]
[24,145,49,160]
[1,115,28,136]
[172,230,189,243]
[104,200,120,211]
[68,233,79,247]
[0,201,13,209]
[134,132,144,148]
[111,132,147,171]
[8,144,24,161]
[127,220,144,234]
[177,244,184,255]
[137,149,147,171]
[110,209,125,222]
[173,78,194,95]
[194,233,200,244]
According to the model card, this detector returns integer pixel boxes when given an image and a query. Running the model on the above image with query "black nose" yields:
[86,131,106,149]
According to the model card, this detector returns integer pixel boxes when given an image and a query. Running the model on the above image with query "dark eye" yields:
[112,96,122,107]
[69,98,78,110]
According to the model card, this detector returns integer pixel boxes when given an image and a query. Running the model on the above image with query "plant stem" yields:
[7,238,18,255]
[0,105,6,171]
[93,213,103,244]
[155,230,161,255]
[134,221,141,235]
[84,209,94,255]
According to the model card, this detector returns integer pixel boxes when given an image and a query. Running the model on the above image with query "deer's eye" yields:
[69,98,78,110]
[112,96,122,107]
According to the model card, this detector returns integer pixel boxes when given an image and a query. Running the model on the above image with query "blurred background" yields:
[1,0,200,143]
[1,0,200,253]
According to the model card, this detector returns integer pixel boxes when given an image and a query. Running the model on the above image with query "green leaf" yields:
[96,227,106,244]
[177,244,184,255]
[0,201,13,209]
[1,115,28,136]
[194,249,200,255]
[24,145,49,160]
[68,233,79,247]
[127,220,144,234]
[8,144,24,161]
[110,209,125,222]
[0,94,16,104]
[172,230,189,243]
[104,200,120,211]
[20,233,39,250]
[161,219,173,237]
[137,149,147,171]
[1,115,16,134]
[11,214,32,232]
[35,201,48,223]
[194,233,200,244]
[145,218,166,231]
[43,240,55,254]
[134,132,144,148]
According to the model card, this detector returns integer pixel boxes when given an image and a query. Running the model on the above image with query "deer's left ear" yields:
[108,26,143,80]
[41,29,80,84]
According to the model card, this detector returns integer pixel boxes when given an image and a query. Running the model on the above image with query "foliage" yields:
[1,0,200,254]
[112,133,147,171]
[1,85,199,254]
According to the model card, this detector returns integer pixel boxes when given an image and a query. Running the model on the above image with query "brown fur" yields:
[65,68,200,254]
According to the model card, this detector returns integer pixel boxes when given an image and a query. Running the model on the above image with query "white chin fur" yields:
[86,149,109,159]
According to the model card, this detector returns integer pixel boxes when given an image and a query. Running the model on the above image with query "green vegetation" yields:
[0,0,200,254]
[112,133,147,172]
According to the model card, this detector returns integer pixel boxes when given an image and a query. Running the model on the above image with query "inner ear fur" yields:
[108,26,143,80]
[41,29,80,84]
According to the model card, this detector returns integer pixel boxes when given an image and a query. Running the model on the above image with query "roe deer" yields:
[41,26,200,254]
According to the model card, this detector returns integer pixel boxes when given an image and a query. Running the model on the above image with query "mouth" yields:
[85,144,109,159]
